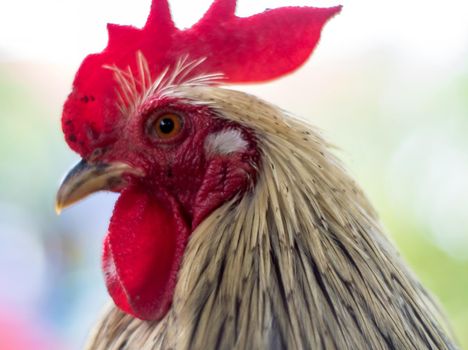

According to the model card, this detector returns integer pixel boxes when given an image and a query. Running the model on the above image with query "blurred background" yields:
[1,0,467,348]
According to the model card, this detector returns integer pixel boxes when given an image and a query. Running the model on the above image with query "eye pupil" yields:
[159,118,175,134]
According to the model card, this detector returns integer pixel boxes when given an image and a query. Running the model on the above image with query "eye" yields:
[147,112,184,140]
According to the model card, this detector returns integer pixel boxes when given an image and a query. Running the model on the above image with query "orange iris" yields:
[151,113,183,140]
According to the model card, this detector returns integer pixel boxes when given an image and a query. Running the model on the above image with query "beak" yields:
[55,160,143,214]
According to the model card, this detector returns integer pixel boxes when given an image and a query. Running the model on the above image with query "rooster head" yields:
[56,0,340,321]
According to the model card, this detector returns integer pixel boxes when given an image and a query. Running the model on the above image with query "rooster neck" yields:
[86,87,456,350]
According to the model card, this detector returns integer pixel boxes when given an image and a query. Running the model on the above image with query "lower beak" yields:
[55,160,143,214]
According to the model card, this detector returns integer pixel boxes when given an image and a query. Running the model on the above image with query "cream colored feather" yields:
[86,86,457,350]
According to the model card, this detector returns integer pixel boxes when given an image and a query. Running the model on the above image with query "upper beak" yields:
[55,160,143,214]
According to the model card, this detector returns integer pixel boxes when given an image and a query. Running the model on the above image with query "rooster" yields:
[56,0,457,349]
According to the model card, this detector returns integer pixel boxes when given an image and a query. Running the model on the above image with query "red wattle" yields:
[103,185,189,320]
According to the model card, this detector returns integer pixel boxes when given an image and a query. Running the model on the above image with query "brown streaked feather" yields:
[86,87,457,350]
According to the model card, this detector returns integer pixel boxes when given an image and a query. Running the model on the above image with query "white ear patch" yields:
[204,129,248,156]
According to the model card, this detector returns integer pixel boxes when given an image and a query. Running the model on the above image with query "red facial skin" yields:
[89,97,259,320]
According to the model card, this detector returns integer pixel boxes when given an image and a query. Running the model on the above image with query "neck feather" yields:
[86,87,455,350]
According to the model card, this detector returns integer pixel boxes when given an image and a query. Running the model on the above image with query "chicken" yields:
[55,0,457,349]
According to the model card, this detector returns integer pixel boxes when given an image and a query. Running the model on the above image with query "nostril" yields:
[90,147,104,160]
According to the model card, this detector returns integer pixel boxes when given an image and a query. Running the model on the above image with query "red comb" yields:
[62,0,341,156]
